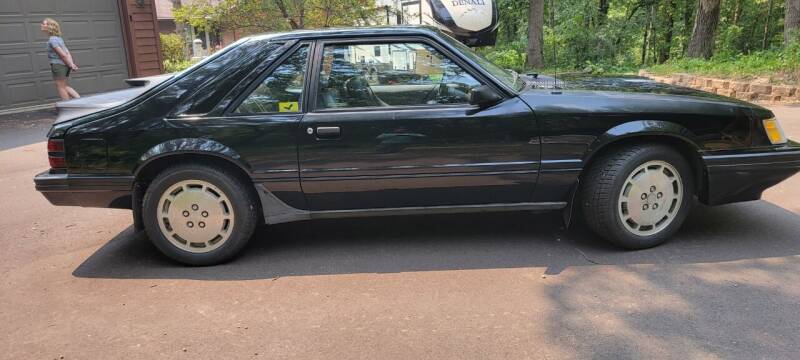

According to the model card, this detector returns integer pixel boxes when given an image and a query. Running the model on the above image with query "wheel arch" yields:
[563,121,709,227]
[583,121,706,193]
[131,139,261,231]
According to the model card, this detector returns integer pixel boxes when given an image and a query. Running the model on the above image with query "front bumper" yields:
[34,171,134,209]
[703,146,800,205]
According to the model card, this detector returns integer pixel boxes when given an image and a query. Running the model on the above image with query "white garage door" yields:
[0,0,130,111]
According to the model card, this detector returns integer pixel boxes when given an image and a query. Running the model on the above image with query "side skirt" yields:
[255,184,566,225]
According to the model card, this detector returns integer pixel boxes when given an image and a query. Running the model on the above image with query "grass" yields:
[646,46,800,85]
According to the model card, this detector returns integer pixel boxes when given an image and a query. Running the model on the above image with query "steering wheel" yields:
[422,82,447,104]
[343,76,387,107]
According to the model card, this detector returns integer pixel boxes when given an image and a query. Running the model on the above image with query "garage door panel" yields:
[99,72,128,92]
[0,0,23,14]
[61,20,93,40]
[61,0,93,14]
[95,20,122,40]
[0,23,28,45]
[7,82,38,104]
[23,0,56,15]
[0,53,34,76]
[98,47,125,67]
[70,48,96,68]
[91,0,117,14]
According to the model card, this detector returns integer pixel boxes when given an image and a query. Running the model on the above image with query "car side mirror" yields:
[469,85,503,108]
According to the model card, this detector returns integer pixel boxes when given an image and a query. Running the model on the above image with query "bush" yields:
[160,33,189,72]
[163,59,195,73]
[484,48,526,71]
[646,45,800,84]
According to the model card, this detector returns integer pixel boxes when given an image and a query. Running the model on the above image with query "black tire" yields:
[142,163,259,265]
[580,143,694,249]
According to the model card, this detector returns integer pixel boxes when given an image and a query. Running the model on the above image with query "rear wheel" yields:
[142,164,258,265]
[580,144,694,249]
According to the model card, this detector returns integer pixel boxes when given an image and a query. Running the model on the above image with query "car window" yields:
[316,42,481,110]
[235,45,309,114]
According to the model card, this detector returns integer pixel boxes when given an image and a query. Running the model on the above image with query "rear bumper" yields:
[34,171,134,209]
[703,147,800,205]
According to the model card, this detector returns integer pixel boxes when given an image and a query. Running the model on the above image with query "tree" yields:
[526,0,545,68]
[174,0,380,37]
[787,0,800,44]
[763,0,775,50]
[687,0,722,58]
[658,0,677,63]
[597,0,610,25]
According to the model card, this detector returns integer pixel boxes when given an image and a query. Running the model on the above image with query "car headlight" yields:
[762,118,787,145]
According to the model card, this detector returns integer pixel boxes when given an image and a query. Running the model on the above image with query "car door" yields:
[298,37,540,211]
[218,42,313,210]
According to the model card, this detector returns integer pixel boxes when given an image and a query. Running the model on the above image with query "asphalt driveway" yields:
[1,105,799,359]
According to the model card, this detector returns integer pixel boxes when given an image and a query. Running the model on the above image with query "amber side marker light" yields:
[763,118,787,145]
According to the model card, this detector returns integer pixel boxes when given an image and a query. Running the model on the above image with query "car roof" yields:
[245,25,446,42]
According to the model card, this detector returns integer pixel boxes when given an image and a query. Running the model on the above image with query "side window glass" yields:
[235,45,308,114]
[317,42,481,110]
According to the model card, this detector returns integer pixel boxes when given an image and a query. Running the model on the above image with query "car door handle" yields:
[314,126,341,139]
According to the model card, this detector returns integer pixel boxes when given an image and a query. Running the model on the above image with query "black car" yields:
[35,26,800,265]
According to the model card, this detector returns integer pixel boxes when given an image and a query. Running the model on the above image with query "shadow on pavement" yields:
[73,200,800,280]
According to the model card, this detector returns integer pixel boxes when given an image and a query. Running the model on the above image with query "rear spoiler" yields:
[124,74,173,87]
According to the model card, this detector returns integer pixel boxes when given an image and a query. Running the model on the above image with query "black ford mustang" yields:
[35,26,800,265]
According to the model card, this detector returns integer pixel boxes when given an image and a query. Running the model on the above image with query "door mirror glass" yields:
[468,85,502,107]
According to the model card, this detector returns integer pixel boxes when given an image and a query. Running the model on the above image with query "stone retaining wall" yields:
[638,71,800,104]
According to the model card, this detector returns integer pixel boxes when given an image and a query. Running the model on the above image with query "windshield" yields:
[440,33,525,92]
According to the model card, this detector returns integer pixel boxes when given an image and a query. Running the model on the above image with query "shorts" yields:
[51,63,71,80]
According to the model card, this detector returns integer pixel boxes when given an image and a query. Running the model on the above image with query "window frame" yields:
[225,41,315,116]
[307,36,506,113]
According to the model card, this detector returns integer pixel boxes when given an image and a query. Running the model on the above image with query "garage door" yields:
[0,0,130,111]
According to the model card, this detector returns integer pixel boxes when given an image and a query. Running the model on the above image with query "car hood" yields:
[54,74,173,124]
[518,75,772,119]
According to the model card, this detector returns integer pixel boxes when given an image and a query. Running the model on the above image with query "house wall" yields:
[118,0,164,77]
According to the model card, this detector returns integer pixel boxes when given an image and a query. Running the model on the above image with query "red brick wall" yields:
[118,0,164,77]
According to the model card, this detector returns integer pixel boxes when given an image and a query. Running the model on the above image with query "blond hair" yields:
[43,18,61,36]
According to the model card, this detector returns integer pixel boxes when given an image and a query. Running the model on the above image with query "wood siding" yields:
[118,0,164,77]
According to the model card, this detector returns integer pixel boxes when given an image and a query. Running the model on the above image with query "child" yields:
[41,18,80,100]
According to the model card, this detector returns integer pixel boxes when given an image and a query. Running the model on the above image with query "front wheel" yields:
[142,164,259,265]
[580,144,694,249]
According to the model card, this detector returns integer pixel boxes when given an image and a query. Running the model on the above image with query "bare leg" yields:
[54,79,70,100]
[65,83,80,99]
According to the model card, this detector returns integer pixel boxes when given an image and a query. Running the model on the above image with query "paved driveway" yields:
[1,106,799,359]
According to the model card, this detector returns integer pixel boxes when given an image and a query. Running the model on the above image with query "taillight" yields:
[47,139,66,169]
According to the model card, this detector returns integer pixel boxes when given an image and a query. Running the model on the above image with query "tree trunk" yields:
[763,0,774,50]
[732,0,742,26]
[659,0,676,63]
[597,0,610,25]
[786,0,800,44]
[641,13,651,65]
[682,0,694,53]
[687,0,721,58]
[526,0,545,68]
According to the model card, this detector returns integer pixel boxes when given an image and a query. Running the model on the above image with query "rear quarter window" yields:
[169,40,283,116]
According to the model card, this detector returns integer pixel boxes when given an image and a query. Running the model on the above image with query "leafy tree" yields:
[174,0,381,36]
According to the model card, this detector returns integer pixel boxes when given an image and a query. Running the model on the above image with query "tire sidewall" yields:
[606,146,694,249]
[142,166,256,265]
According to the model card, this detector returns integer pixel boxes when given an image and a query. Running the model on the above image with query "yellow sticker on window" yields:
[278,101,299,112]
